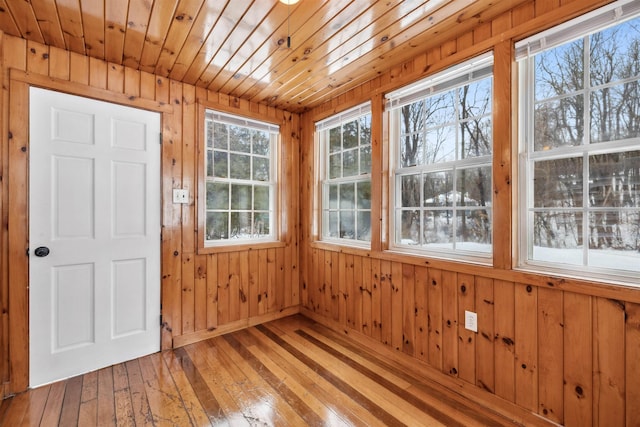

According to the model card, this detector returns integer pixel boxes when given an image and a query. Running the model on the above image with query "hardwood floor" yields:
[0,315,526,426]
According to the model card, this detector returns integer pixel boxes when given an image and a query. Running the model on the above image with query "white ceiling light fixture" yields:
[279,0,300,4]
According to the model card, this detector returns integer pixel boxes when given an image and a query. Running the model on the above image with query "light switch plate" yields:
[464,310,478,333]
[173,188,189,204]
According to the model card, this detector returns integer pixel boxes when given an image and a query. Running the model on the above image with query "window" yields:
[317,103,372,244]
[386,54,493,261]
[203,110,279,245]
[517,0,640,282]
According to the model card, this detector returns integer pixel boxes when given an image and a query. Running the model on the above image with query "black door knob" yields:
[34,246,50,257]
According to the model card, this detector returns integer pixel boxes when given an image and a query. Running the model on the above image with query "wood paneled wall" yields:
[1,2,638,426]
[0,34,299,396]
[299,0,640,426]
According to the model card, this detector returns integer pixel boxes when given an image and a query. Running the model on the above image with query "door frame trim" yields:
[7,70,173,393]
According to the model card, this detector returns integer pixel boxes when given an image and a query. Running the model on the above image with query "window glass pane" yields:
[253,185,270,211]
[398,210,420,245]
[423,210,454,247]
[329,127,341,153]
[400,132,424,167]
[343,120,359,149]
[357,181,371,209]
[207,182,229,210]
[231,184,252,210]
[590,20,640,86]
[534,158,583,208]
[360,115,371,145]
[426,126,456,163]
[231,211,251,238]
[206,150,213,177]
[206,212,229,240]
[357,211,371,242]
[456,209,492,251]
[342,149,358,177]
[589,247,640,272]
[340,183,355,209]
[253,157,270,182]
[252,130,270,155]
[213,122,228,149]
[426,90,456,127]
[229,154,250,180]
[532,211,583,264]
[459,78,492,116]
[588,211,640,271]
[329,153,341,179]
[328,184,338,209]
[206,122,213,148]
[589,210,622,248]
[459,116,492,158]
[534,40,584,101]
[254,212,270,236]
[590,82,640,143]
[401,102,424,134]
[328,212,339,237]
[359,145,371,173]
[229,125,251,153]
[423,171,453,207]
[589,151,640,208]
[213,151,228,178]
[457,166,492,207]
[340,211,355,239]
[534,95,584,150]
[401,174,421,208]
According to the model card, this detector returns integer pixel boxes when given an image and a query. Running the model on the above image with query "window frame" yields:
[386,53,495,264]
[197,103,285,253]
[316,102,373,247]
[515,0,640,285]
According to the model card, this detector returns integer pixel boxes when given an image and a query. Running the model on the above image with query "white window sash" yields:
[385,52,493,111]
[515,0,640,61]
[315,102,371,131]
[386,54,494,262]
[317,102,372,245]
[204,110,279,244]
[516,2,640,284]
[206,110,279,134]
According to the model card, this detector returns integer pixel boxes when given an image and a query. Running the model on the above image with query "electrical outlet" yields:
[465,310,478,333]
[172,188,189,204]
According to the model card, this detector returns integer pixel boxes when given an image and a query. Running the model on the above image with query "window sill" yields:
[198,240,286,254]
[310,240,372,257]
[386,245,493,267]
[515,261,640,290]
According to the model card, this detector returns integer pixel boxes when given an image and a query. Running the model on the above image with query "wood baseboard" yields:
[172,306,301,348]
[300,308,560,427]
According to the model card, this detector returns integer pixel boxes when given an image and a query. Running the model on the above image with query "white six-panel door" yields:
[29,87,161,387]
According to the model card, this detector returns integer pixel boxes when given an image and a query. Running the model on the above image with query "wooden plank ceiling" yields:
[0,0,525,112]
